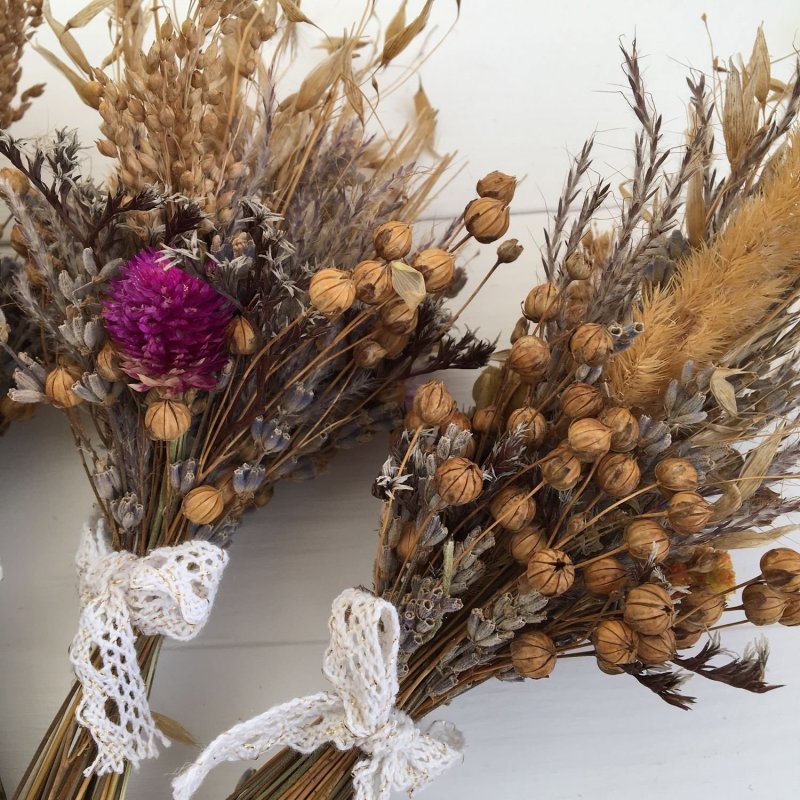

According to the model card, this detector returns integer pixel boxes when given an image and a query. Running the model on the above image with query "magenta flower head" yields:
[102,248,232,394]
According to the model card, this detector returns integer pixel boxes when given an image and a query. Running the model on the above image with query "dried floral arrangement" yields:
[0,2,518,798]
[171,32,800,800]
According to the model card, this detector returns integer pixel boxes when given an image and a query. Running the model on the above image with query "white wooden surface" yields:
[2,2,800,798]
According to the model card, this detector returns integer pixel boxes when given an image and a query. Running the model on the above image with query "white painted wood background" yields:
[2,2,800,798]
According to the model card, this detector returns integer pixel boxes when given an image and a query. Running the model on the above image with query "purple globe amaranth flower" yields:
[102,249,232,395]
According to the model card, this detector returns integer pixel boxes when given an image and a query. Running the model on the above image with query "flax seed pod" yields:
[96,342,125,382]
[511,631,556,679]
[476,170,517,204]
[472,404,502,433]
[674,626,703,649]
[441,409,472,435]
[540,443,582,491]
[380,297,418,334]
[596,658,625,675]
[434,457,483,506]
[374,327,410,358]
[565,250,592,280]
[667,492,712,534]
[412,381,455,426]
[595,453,641,499]
[395,522,421,561]
[309,268,356,318]
[464,197,510,243]
[352,260,393,304]
[599,406,639,452]
[780,595,800,626]
[592,620,638,665]
[569,323,614,366]
[623,583,675,635]
[560,383,604,419]
[489,486,536,532]
[354,340,387,369]
[506,406,547,447]
[522,283,561,322]
[182,485,224,524]
[497,238,524,264]
[412,249,456,293]
[508,335,550,382]
[582,557,628,596]
[679,589,725,631]
[527,548,574,597]
[760,548,800,592]
[227,316,258,355]
[655,458,698,495]
[509,524,547,564]
[373,221,412,260]
[145,398,192,441]
[568,418,612,462]
[625,519,670,564]
[637,629,677,665]
[45,365,83,408]
[510,317,529,343]
[743,583,787,626]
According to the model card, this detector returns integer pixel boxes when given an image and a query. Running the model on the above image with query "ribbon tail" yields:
[352,755,394,800]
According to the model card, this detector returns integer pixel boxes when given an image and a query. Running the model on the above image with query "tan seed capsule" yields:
[599,406,640,452]
[434,457,483,506]
[596,453,641,498]
[380,297,418,334]
[476,170,517,204]
[489,486,536,532]
[679,589,725,631]
[45,365,83,408]
[508,335,550,382]
[625,519,670,563]
[373,327,409,358]
[506,406,547,447]
[182,485,224,525]
[373,221,412,260]
[623,583,675,635]
[354,340,387,369]
[636,629,677,665]
[511,631,556,679]
[96,342,125,382]
[540,444,582,491]
[779,595,800,626]
[567,418,612,462]
[464,197,510,244]
[523,283,561,322]
[560,383,604,419]
[674,626,704,649]
[565,250,591,280]
[472,405,502,433]
[497,238,524,264]
[582,557,628,596]
[395,522,421,561]
[760,547,800,592]
[145,398,192,441]
[440,409,472,435]
[527,548,575,596]
[412,248,456,293]
[655,458,698,495]
[309,268,356,318]
[593,620,638,665]
[596,657,625,675]
[412,380,455,426]
[509,524,547,564]
[667,492,712,534]
[569,323,614,366]
[742,583,787,626]
[510,316,529,343]
[227,316,258,355]
[352,260,393,304]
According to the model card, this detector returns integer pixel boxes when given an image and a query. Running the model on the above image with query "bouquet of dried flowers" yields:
[1,2,518,798]
[174,33,800,800]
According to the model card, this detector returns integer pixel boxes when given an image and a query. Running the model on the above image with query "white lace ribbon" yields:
[172,588,463,800]
[71,519,229,776]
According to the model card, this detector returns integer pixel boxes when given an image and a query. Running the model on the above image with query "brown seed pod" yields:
[395,522,421,561]
[354,340,387,369]
[540,443,582,491]
[667,492,712,534]
[598,406,640,452]
[562,279,591,327]
[595,453,641,499]
[412,248,456,293]
[182,485,224,524]
[522,282,561,322]
[309,268,356,318]
[440,409,472,435]
[412,380,455,426]
[476,170,517,204]
[404,408,424,429]
[742,583,788,626]
[45,365,84,408]
[623,583,675,635]
[380,297,418,334]
[434,457,484,506]
[567,418,612,463]
[510,316,529,343]
[582,556,628,596]
[508,335,550,382]
[596,657,625,675]
[592,620,638,665]
[489,486,536,532]
[565,250,592,280]
[636,629,677,665]
[509,524,547,564]
[569,323,614,366]
[227,316,258,355]
[497,238,524,264]
[678,589,725,631]
[506,406,547,447]
[780,595,800,626]
[625,519,670,563]
[352,260,393,304]
[373,221,412,260]
[464,197,510,243]
[526,548,575,596]
[760,547,800,592]
[373,327,409,358]
[655,458,699,495]
[145,399,192,441]
[560,383,604,419]
[95,342,125,382]
[510,631,556,679]
[674,626,704,649]
[472,404,503,433]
